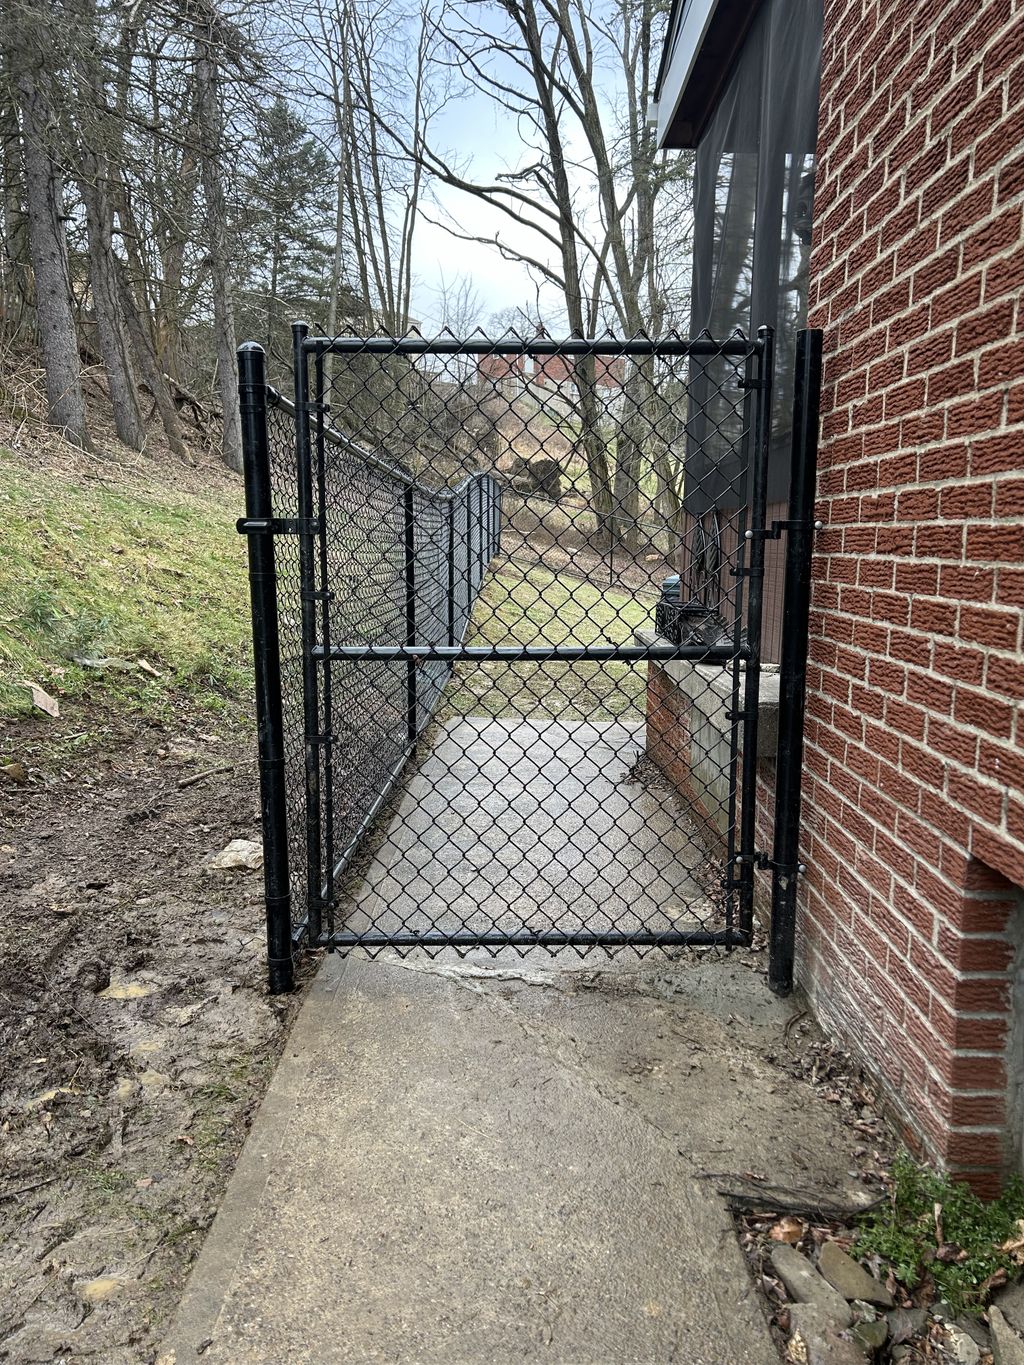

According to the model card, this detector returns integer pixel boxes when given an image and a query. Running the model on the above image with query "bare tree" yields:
[360,0,694,549]
[299,0,443,335]
[14,57,90,447]
[192,2,242,471]
[0,75,32,343]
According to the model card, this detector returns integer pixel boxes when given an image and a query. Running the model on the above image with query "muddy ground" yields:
[0,698,311,1364]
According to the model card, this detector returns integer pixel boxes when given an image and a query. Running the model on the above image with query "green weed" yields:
[856,1150,1024,1315]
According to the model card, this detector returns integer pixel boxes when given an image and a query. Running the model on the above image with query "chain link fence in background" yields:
[263,385,501,946]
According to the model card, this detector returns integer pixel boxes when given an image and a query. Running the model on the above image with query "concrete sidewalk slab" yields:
[160,952,871,1365]
[341,717,718,941]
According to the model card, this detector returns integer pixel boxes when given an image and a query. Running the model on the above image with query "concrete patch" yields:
[161,951,873,1364]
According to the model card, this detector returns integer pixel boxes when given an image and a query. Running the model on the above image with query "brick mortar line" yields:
[810,190,1024,305]
[798,735,1022,878]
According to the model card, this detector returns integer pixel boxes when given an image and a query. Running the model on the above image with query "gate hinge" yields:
[736,376,766,392]
[731,850,772,870]
[237,516,323,537]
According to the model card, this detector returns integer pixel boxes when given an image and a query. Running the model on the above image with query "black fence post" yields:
[404,485,418,743]
[238,343,294,994]
[467,480,474,591]
[769,328,823,996]
[293,320,322,944]
[737,326,773,939]
[475,479,484,583]
[312,348,335,930]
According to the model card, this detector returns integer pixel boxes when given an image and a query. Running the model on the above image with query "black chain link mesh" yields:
[266,389,308,936]
[262,331,771,958]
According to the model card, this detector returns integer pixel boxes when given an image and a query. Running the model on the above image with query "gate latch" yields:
[733,852,807,875]
[237,517,323,537]
[744,519,825,542]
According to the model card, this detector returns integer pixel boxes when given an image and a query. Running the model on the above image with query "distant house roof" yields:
[652,0,766,148]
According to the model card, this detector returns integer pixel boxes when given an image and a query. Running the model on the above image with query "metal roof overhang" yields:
[652,0,766,148]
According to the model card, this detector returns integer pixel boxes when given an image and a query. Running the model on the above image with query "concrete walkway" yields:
[342,716,717,941]
[160,950,872,1365]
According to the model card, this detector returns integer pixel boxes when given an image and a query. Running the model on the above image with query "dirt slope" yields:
[0,373,311,1361]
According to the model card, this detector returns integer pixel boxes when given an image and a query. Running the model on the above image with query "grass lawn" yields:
[0,449,249,722]
[442,561,654,722]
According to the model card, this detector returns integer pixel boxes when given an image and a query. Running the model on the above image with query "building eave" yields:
[654,0,767,149]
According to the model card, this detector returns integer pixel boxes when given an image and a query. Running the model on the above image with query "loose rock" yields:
[772,1244,854,1328]
[788,1303,864,1365]
[206,838,263,871]
[943,1322,981,1365]
[887,1306,927,1342]
[955,1316,991,1351]
[818,1240,894,1308]
[990,1307,1024,1365]
[850,1316,888,1352]
[996,1284,1024,1337]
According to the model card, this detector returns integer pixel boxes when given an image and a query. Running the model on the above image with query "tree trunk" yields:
[194,26,241,473]
[572,358,614,549]
[114,256,190,460]
[0,89,32,343]
[79,160,145,450]
[324,161,346,395]
[16,72,89,447]
[612,358,655,553]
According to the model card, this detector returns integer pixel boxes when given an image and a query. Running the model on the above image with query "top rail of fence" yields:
[266,384,494,501]
[301,332,763,359]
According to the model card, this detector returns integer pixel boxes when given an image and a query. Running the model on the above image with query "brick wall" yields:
[792,0,1024,1189]
[646,664,722,850]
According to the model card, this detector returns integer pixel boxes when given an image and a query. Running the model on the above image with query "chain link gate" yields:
[238,324,820,992]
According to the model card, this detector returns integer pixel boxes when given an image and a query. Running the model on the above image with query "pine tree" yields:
[236,97,334,363]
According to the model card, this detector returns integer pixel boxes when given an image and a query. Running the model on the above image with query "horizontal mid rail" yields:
[313,643,747,663]
[304,336,761,359]
[316,928,750,950]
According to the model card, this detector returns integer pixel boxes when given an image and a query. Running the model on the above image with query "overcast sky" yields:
[407,81,564,332]
[411,104,541,330]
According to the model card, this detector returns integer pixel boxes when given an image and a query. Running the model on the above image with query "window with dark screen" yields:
[686,0,823,513]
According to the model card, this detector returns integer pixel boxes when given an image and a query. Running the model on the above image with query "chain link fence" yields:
[239,327,812,984]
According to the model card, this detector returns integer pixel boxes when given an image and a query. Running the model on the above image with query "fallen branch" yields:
[697,1173,885,1222]
[78,338,219,432]
[0,1175,60,1203]
[177,763,233,790]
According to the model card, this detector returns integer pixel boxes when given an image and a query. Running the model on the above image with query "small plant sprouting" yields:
[856,1149,1024,1316]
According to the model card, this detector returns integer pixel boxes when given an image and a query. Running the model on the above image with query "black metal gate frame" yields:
[238,325,823,995]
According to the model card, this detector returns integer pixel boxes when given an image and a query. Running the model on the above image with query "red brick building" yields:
[477,352,625,391]
[656,0,1024,1189]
